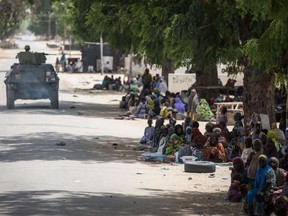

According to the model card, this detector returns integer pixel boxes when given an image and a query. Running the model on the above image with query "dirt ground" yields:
[56,72,244,215]
[0,37,244,214]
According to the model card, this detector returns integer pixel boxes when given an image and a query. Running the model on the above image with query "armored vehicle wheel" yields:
[50,90,59,109]
[6,87,15,109]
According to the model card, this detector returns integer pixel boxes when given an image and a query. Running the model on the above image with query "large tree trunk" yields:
[194,65,219,99]
[111,49,124,72]
[243,65,275,124]
[162,58,174,87]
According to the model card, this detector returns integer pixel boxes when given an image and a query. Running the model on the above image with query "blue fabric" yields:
[174,97,185,114]
[247,157,270,205]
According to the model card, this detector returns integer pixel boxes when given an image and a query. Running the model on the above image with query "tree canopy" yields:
[70,0,287,121]
[0,0,33,40]
[239,0,288,80]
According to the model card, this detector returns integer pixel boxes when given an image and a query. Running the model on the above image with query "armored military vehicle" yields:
[4,48,59,109]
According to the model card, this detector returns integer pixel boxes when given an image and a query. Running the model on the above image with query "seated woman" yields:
[139,119,155,145]
[145,96,155,118]
[204,122,214,139]
[269,157,286,187]
[230,157,248,197]
[175,124,185,140]
[134,96,147,118]
[272,195,288,216]
[217,106,228,128]
[184,126,192,145]
[124,93,137,116]
[191,135,206,161]
[157,127,169,154]
[160,102,172,119]
[270,158,287,209]
[196,98,214,121]
[228,178,242,202]
[247,139,264,190]
[165,133,182,160]
[203,134,227,162]
[268,125,285,152]
[264,138,279,159]
[246,155,276,216]
[182,116,192,131]
[231,157,248,182]
[173,97,185,115]
[153,118,164,149]
[101,75,109,89]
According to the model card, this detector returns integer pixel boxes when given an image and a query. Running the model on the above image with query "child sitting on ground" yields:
[191,135,206,161]
[160,102,172,119]
[228,177,242,202]
[184,126,192,145]
[157,127,169,154]
[140,119,155,146]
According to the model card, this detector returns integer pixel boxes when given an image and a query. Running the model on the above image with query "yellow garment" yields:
[267,130,280,151]
[259,154,267,159]
[146,97,154,111]
[160,106,171,119]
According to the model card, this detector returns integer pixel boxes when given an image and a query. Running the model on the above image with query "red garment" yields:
[192,134,207,147]
[203,143,227,162]
[192,128,201,136]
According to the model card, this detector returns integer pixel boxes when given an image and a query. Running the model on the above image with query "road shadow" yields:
[0,132,151,164]
[0,87,128,119]
[0,101,125,118]
[0,190,243,216]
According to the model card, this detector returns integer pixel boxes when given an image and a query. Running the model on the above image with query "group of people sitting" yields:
[119,86,217,121]
[139,114,288,216]
[101,75,122,90]
[119,89,183,119]
[140,117,227,162]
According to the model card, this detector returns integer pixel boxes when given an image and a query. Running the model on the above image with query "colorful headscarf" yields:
[165,133,181,156]
[145,96,154,111]
[174,97,185,114]
[247,153,270,205]
[247,139,263,179]
[232,157,245,173]
[267,130,277,143]
[259,154,266,158]
[255,155,270,190]
[196,99,214,121]
[192,134,207,148]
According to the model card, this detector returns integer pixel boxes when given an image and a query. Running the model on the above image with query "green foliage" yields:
[51,0,74,37]
[0,0,31,39]
[67,0,288,82]
[238,0,288,77]
[86,1,135,51]
[69,0,99,42]
[28,0,52,37]
[163,1,242,70]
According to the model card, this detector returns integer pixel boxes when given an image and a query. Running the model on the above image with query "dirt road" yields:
[0,38,243,215]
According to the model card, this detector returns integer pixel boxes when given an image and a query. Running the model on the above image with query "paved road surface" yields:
[0,37,241,216]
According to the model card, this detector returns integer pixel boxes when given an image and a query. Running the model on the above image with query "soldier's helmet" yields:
[24,45,30,52]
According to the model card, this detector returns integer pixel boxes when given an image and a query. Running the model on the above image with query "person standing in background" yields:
[142,68,153,92]
[60,52,66,72]
[55,57,60,72]
[187,89,199,122]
